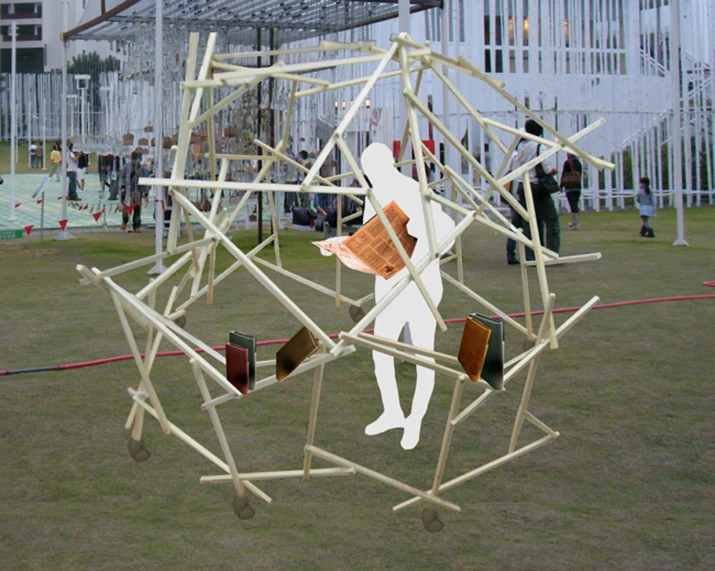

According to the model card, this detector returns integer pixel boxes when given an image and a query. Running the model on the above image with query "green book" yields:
[468,313,505,390]
[230,331,257,390]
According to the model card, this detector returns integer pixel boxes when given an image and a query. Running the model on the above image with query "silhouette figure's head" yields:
[361,143,396,183]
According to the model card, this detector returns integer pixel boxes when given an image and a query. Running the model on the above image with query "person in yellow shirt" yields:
[50,143,62,182]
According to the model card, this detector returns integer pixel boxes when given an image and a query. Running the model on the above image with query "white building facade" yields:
[0,0,93,72]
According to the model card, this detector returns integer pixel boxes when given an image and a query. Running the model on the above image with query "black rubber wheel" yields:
[349,304,367,323]
[128,438,151,462]
[232,495,256,520]
[421,507,444,533]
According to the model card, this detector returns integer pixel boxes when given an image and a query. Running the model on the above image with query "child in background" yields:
[637,176,656,238]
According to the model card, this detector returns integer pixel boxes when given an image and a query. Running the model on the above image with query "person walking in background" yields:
[77,150,88,192]
[121,151,148,233]
[560,153,583,230]
[505,119,560,262]
[505,146,524,265]
[637,176,656,238]
[66,142,80,201]
[35,145,43,169]
[50,143,62,181]
[29,142,38,168]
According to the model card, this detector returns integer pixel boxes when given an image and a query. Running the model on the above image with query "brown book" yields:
[343,201,417,279]
[457,317,492,383]
[276,327,318,382]
[225,343,249,395]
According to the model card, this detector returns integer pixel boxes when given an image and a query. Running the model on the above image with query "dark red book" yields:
[225,343,249,395]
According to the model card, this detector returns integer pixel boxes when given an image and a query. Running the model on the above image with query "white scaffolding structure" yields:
[78,32,611,531]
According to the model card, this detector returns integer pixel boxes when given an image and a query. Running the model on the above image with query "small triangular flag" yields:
[92,212,102,222]
[15,203,21,208]
[125,205,135,215]
[90,206,95,213]
[59,220,68,231]
[36,199,43,205]
[57,196,63,200]
[83,204,89,210]
[24,225,33,236]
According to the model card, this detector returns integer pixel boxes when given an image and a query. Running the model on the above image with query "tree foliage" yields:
[67,52,121,80]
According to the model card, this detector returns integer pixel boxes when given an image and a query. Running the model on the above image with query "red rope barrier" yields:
[2,292,714,377]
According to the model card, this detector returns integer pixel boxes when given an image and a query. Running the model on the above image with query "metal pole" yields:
[441,0,450,180]
[56,0,74,240]
[148,0,166,275]
[398,0,410,166]
[41,95,46,169]
[256,27,263,245]
[80,86,86,145]
[9,22,17,222]
[670,0,688,246]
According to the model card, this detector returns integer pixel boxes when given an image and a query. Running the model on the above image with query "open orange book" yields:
[314,201,417,279]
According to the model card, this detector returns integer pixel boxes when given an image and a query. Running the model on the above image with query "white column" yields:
[670,0,688,246]
[56,0,74,240]
[441,1,450,179]
[148,0,166,274]
[9,22,17,222]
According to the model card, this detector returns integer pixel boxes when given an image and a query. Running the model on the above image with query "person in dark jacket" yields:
[121,151,148,233]
[560,153,583,229]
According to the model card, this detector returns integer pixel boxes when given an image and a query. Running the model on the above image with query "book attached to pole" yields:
[276,327,318,382]
[225,343,250,395]
[457,313,505,390]
[229,331,257,391]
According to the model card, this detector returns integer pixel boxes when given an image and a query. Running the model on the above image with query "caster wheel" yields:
[128,438,151,462]
[349,304,367,323]
[421,507,444,533]
[232,495,256,520]
[173,315,187,329]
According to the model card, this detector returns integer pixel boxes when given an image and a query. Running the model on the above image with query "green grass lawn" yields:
[1,207,713,570]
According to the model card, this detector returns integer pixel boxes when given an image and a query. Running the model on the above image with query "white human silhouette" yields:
[359,143,455,450]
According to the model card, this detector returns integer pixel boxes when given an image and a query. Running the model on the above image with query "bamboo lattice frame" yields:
[77,32,611,530]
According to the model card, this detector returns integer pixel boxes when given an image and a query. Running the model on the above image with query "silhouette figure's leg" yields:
[365,307,406,436]
[401,311,438,450]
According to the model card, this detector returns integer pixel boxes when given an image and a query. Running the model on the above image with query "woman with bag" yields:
[505,119,561,262]
[560,154,583,229]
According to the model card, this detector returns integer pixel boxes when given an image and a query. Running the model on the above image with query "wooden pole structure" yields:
[77,34,609,529]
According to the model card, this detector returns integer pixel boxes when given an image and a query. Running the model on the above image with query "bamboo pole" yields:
[518,242,534,338]
[170,191,336,349]
[450,388,497,428]
[301,43,399,190]
[109,290,171,434]
[190,359,245,499]
[508,293,555,453]
[340,333,472,383]
[522,177,558,348]
[430,377,466,497]
[168,33,201,253]
[188,32,218,123]
[357,332,460,366]
[200,467,355,485]
[130,396,272,505]
[399,47,439,257]
[303,344,326,479]
[441,272,530,337]
[79,237,215,285]
[335,136,448,332]
[392,433,556,513]
[305,445,461,513]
